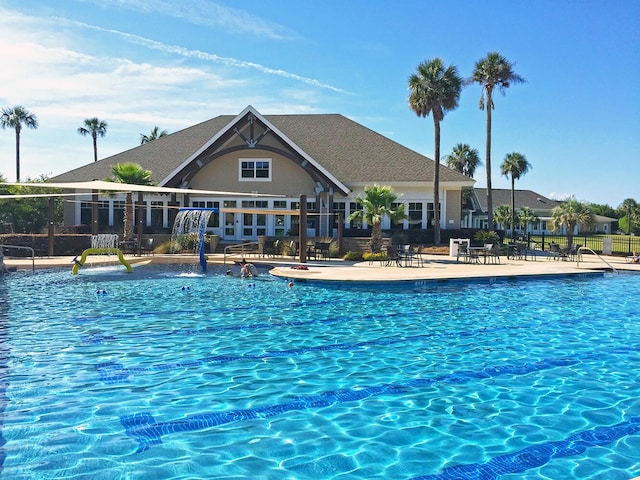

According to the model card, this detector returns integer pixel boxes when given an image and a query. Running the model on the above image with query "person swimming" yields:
[240,259,258,278]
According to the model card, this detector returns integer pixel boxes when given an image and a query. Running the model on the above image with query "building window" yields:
[150,200,164,229]
[273,200,287,209]
[409,202,423,230]
[239,158,271,181]
[191,200,219,228]
[333,201,346,230]
[349,202,364,229]
[390,202,404,230]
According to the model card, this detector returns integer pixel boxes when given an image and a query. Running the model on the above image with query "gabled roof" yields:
[474,188,562,212]
[53,106,472,190]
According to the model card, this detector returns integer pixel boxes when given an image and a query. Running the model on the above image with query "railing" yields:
[577,246,617,273]
[0,244,35,272]
[223,241,260,265]
[523,233,640,256]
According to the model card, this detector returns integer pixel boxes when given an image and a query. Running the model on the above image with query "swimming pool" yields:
[1,265,639,479]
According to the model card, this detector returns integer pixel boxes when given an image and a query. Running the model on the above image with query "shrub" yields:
[363,252,386,262]
[343,251,364,261]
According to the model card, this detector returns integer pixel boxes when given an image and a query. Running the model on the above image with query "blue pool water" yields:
[0,264,639,479]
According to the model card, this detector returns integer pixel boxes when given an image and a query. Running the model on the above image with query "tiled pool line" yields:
[121,342,640,477]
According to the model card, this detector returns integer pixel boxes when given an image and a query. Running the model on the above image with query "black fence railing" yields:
[519,233,640,256]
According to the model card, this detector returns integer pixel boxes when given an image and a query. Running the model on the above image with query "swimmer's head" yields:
[226,270,233,276]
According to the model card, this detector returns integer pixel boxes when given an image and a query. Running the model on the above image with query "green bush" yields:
[343,251,364,261]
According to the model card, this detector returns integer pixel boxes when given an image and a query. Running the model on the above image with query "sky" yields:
[0,0,638,207]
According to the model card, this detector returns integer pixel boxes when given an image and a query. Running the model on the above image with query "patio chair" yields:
[314,242,331,260]
[412,245,427,267]
[484,244,500,264]
[457,244,478,264]
[385,245,400,266]
[140,238,154,256]
[547,243,567,261]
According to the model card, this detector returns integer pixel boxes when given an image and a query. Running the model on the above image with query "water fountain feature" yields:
[170,208,218,272]
[72,234,131,275]
[91,234,119,250]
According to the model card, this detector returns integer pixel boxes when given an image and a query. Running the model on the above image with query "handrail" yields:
[577,246,617,273]
[0,244,35,272]
[223,241,260,265]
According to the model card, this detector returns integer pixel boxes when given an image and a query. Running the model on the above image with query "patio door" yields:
[223,200,239,241]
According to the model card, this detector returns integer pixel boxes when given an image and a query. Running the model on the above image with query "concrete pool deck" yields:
[4,251,638,282]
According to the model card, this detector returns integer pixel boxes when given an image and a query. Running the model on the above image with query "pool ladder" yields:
[577,246,617,273]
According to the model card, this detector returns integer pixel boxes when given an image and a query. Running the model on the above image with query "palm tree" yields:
[109,163,154,241]
[140,126,168,145]
[0,105,38,182]
[551,197,594,248]
[517,206,539,235]
[500,152,531,239]
[445,143,482,210]
[408,58,463,245]
[469,52,525,229]
[619,198,638,235]
[348,184,406,252]
[78,117,108,162]
[445,143,482,177]
[493,205,512,230]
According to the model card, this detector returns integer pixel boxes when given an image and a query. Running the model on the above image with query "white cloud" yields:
[0,7,341,180]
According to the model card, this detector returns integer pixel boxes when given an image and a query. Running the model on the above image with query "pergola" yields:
[0,181,318,262]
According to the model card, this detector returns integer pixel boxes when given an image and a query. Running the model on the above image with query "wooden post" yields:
[137,191,144,255]
[48,197,55,256]
[299,194,307,263]
[92,190,99,235]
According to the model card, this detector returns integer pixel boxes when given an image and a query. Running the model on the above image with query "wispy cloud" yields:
[60,17,351,95]
[88,0,297,40]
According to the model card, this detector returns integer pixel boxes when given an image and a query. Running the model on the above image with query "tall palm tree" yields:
[408,58,463,245]
[140,126,168,145]
[469,52,525,229]
[620,198,638,235]
[78,117,108,162]
[445,143,482,211]
[109,163,154,241]
[0,105,38,182]
[445,143,481,177]
[348,184,406,252]
[551,197,594,248]
[500,152,531,239]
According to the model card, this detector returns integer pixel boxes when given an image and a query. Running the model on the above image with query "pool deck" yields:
[4,251,638,282]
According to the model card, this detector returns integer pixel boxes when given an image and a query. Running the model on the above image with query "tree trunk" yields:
[124,192,134,241]
[15,129,21,182]
[433,118,441,245]
[93,135,98,162]
[485,89,493,229]
[511,176,516,240]
[371,221,382,252]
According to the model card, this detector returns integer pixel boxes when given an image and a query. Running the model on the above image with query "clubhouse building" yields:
[53,105,473,241]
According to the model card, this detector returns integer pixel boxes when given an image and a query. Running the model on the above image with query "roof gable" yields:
[53,106,473,190]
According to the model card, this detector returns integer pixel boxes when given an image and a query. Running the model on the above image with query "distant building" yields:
[53,105,473,240]
[468,188,615,234]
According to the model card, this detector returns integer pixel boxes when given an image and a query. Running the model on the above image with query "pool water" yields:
[1,265,639,479]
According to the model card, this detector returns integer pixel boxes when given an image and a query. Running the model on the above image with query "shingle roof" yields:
[53,108,472,186]
[474,188,562,212]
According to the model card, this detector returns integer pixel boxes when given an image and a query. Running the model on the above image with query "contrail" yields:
[61,17,350,94]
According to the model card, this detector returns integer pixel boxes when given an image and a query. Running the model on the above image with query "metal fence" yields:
[523,233,640,255]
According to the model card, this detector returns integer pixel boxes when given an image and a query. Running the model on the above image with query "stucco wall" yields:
[188,151,317,197]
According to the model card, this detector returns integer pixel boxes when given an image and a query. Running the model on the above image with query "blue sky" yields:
[0,0,637,207]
